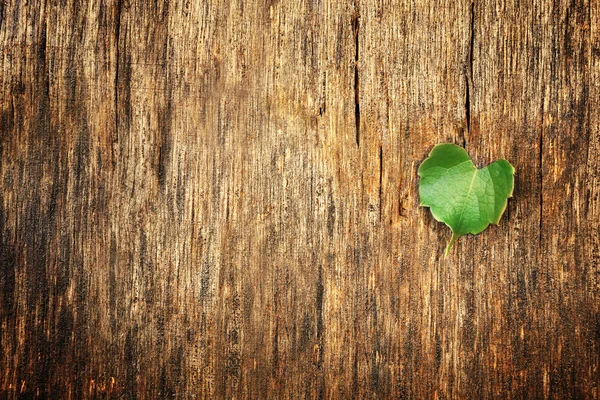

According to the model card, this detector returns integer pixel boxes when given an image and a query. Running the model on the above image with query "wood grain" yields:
[1,0,598,398]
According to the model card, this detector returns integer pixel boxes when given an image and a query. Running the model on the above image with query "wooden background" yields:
[1,0,599,398]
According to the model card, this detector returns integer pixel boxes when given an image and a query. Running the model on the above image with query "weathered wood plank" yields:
[1,0,599,398]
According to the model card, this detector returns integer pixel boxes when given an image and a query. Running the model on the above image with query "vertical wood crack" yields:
[464,1,474,146]
[539,94,544,249]
[41,6,49,116]
[539,131,543,246]
[353,1,360,148]
[379,145,383,221]
[114,0,122,149]
[319,72,327,116]
[316,263,324,370]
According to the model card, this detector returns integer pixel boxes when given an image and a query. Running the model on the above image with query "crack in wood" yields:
[539,93,544,249]
[40,9,49,113]
[319,72,327,116]
[353,1,360,148]
[464,1,474,146]
[114,0,122,149]
[316,263,324,372]
[379,145,383,221]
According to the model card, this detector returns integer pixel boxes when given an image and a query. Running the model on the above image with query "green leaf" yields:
[418,143,515,256]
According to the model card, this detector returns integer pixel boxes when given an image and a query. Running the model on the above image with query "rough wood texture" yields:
[1,0,599,398]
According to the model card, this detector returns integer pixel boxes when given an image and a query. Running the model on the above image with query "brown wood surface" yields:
[1,0,599,398]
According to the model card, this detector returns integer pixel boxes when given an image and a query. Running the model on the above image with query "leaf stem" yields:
[444,233,459,257]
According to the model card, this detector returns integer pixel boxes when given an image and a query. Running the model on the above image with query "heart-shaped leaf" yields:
[418,143,515,255]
